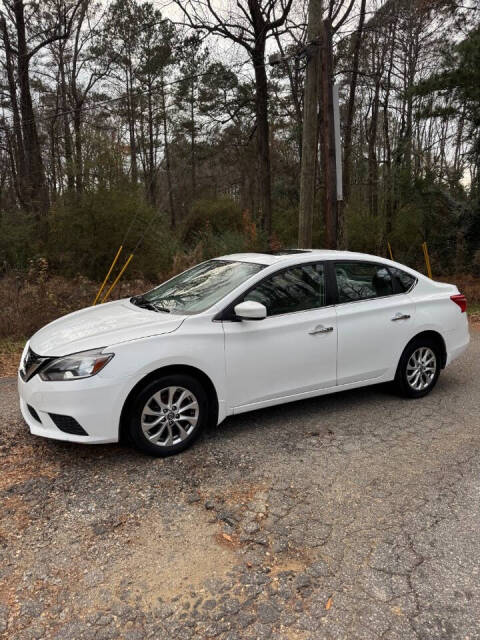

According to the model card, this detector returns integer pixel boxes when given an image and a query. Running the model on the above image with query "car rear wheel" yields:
[395,338,441,398]
[128,374,208,456]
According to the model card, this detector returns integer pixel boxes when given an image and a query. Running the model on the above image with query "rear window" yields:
[389,267,416,293]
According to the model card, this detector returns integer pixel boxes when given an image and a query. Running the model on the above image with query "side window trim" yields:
[215,261,329,321]
[331,260,399,306]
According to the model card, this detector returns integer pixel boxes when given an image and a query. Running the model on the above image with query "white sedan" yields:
[18,250,470,456]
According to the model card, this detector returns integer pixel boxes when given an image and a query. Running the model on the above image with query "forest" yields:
[0,0,479,341]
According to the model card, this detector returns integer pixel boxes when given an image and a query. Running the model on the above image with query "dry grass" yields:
[439,274,480,324]
[0,270,152,341]
[0,269,153,376]
[0,338,25,377]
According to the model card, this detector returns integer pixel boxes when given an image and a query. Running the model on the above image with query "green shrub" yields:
[181,198,243,243]
[47,187,179,280]
[347,209,381,255]
[0,211,42,271]
[389,204,425,268]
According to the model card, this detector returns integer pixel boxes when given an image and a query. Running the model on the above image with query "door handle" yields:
[309,325,334,335]
[391,313,411,321]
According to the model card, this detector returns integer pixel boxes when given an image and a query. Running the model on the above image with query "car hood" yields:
[29,299,186,356]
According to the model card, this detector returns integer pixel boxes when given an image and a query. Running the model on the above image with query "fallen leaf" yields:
[325,596,333,610]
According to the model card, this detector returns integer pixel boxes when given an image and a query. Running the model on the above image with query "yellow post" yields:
[422,242,433,279]
[101,254,134,303]
[92,245,123,305]
[387,241,394,261]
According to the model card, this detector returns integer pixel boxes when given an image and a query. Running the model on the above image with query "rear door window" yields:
[389,267,417,293]
[335,262,393,303]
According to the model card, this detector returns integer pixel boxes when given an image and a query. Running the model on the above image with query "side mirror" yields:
[234,300,267,321]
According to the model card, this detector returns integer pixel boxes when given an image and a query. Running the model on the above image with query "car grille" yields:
[20,347,51,382]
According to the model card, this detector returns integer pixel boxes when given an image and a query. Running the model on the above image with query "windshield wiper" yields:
[130,295,157,311]
[130,296,171,313]
[151,303,171,313]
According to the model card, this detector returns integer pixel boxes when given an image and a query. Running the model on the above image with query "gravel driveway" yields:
[1,329,479,640]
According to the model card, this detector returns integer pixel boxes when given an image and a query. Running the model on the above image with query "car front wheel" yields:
[395,338,441,398]
[128,374,208,456]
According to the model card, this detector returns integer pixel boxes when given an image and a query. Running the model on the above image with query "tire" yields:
[394,337,441,398]
[127,374,208,456]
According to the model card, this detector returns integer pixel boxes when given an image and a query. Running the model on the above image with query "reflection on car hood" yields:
[29,298,186,356]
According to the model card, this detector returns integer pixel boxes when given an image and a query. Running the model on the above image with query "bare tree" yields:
[340,0,366,246]
[174,0,294,237]
[2,0,82,215]
[298,0,322,248]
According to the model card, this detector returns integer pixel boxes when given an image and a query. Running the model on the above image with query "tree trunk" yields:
[298,0,322,248]
[59,42,75,192]
[126,65,138,184]
[13,0,49,216]
[1,13,26,206]
[72,105,83,192]
[49,116,57,196]
[161,79,176,228]
[453,104,465,178]
[5,129,21,203]
[253,41,273,238]
[341,0,366,246]
[383,27,396,239]
[147,80,156,205]
[274,28,303,161]
[190,78,196,198]
[319,19,337,249]
[368,70,382,219]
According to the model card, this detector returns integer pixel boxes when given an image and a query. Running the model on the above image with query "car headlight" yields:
[39,348,114,381]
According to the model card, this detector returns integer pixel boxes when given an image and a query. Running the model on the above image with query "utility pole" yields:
[319,18,337,249]
[298,0,323,249]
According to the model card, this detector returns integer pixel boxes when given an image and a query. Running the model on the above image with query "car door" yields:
[334,261,416,385]
[222,262,337,411]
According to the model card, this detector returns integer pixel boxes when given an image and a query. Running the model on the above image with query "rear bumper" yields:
[446,339,469,366]
[445,319,470,367]
[17,372,126,444]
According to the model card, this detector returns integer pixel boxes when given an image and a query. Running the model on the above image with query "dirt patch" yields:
[81,506,237,609]
[215,530,241,549]
[269,559,308,576]
[283,631,311,640]
[218,483,268,506]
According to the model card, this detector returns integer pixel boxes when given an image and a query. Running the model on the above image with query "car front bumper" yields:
[17,371,127,444]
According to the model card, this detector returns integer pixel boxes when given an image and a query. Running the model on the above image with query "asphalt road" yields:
[1,329,479,640]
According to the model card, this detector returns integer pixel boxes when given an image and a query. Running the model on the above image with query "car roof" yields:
[217,250,400,267]
[215,250,427,282]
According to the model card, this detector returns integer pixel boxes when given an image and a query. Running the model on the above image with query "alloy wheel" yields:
[406,347,437,392]
[141,386,199,446]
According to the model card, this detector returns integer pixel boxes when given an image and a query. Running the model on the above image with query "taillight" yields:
[450,294,467,313]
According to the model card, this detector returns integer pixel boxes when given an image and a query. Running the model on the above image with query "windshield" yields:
[139,260,265,315]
